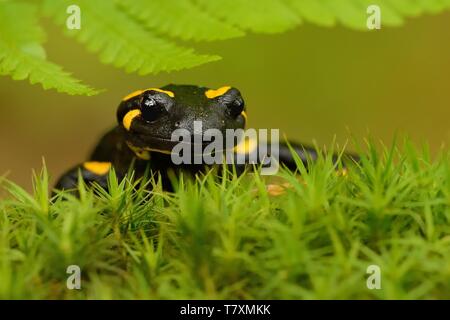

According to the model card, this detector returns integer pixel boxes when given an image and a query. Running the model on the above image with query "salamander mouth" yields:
[127,134,233,156]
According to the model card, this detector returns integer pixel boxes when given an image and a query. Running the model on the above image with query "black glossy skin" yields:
[55,84,346,192]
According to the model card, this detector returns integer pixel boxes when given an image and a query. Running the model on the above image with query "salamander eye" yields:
[140,94,167,122]
[226,97,245,118]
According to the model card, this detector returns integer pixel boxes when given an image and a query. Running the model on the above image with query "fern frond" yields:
[194,0,450,32]
[0,47,99,95]
[0,2,99,96]
[43,0,220,75]
[3,0,450,96]
[120,0,244,42]
[282,0,336,27]
[195,0,301,34]
[284,0,450,30]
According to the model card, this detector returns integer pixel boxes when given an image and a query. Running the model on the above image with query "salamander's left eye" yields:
[213,87,245,118]
[140,94,167,122]
[226,97,245,118]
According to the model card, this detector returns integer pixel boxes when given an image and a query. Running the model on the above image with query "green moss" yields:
[1,141,449,299]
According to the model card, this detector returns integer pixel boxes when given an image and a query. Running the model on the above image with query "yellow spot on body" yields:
[122,88,174,101]
[337,168,349,177]
[83,162,111,175]
[266,182,292,197]
[266,184,286,196]
[233,136,258,155]
[123,109,141,131]
[205,86,231,99]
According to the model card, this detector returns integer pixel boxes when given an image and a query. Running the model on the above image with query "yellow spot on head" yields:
[123,109,141,131]
[83,162,111,175]
[122,90,144,101]
[122,88,175,101]
[241,111,248,122]
[233,136,258,155]
[205,86,231,99]
[146,88,175,97]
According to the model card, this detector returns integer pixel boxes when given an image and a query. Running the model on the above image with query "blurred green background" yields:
[1,14,449,189]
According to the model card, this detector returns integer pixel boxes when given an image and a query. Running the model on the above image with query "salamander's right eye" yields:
[140,92,167,122]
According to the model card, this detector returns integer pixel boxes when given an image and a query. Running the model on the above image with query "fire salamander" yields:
[55,84,356,192]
